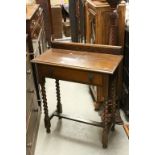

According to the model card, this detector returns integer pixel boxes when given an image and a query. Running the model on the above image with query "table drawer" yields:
[38,65,104,86]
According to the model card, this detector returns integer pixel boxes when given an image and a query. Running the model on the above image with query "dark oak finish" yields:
[31,47,123,148]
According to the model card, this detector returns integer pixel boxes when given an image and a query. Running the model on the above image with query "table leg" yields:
[55,79,62,119]
[40,78,51,133]
[111,75,116,131]
[114,71,123,125]
[102,102,109,148]
[101,74,117,148]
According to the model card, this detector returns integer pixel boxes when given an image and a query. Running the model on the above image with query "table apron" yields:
[36,64,109,86]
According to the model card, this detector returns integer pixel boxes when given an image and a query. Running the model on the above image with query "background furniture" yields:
[26,35,41,155]
[51,5,63,39]
[35,0,53,45]
[69,0,86,42]
[86,0,125,45]
[85,0,126,109]
[26,4,47,57]
[26,4,47,107]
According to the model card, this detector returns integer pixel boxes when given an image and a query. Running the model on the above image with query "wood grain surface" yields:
[32,48,123,74]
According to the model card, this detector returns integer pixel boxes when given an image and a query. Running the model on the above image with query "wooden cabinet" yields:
[69,0,86,42]
[26,37,41,155]
[26,5,45,155]
[51,5,63,39]
[85,0,126,109]
[35,0,53,45]
[26,4,47,107]
[26,4,47,56]
[86,0,126,45]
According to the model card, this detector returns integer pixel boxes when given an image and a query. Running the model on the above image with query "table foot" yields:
[44,116,51,133]
[102,127,108,148]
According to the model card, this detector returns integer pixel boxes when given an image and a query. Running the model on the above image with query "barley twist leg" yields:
[55,79,62,119]
[41,79,51,133]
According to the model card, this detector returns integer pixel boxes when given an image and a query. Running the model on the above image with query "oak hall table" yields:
[31,48,123,148]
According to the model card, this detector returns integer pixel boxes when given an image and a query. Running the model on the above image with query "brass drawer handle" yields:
[26,142,32,148]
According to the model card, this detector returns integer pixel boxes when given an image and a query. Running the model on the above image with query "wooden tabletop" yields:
[31,48,123,74]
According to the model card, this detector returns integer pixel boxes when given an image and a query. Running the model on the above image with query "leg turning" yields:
[55,79,62,119]
[41,79,51,133]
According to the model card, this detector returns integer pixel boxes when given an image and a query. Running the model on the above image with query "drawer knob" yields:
[26,142,32,148]
[26,69,31,75]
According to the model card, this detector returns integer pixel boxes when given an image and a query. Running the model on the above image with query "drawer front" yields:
[26,100,41,155]
[38,65,104,86]
[26,91,35,128]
